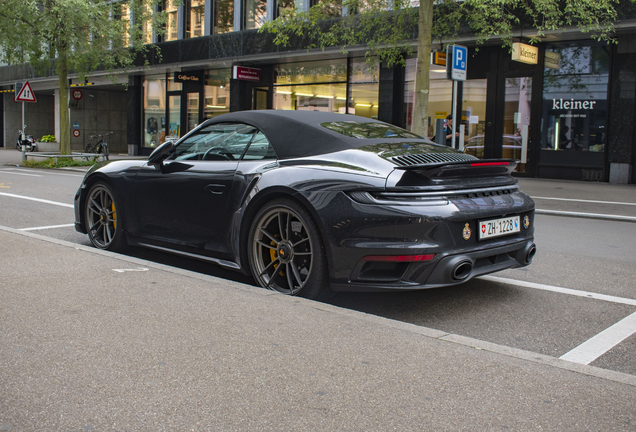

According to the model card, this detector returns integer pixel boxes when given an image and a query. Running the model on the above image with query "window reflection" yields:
[214,0,234,33]
[244,0,267,29]
[186,0,205,38]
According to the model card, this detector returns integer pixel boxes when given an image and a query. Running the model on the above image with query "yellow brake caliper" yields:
[112,203,117,229]
[269,236,284,276]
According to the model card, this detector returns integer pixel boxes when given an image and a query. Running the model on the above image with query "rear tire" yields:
[85,182,127,252]
[248,198,332,300]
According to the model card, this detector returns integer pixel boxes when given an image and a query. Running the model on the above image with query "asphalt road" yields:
[1,149,635,377]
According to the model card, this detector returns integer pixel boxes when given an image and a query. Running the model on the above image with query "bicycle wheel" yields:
[85,143,97,153]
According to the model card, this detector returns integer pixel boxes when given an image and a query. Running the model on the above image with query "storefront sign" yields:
[511,43,538,65]
[431,51,446,66]
[233,66,262,82]
[435,111,447,119]
[544,51,561,69]
[552,98,598,110]
[174,71,203,83]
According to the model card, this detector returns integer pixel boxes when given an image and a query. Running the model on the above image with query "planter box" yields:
[36,142,60,152]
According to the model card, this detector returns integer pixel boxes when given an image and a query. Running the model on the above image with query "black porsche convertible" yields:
[74,110,535,300]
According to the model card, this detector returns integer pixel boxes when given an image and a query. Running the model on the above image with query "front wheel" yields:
[248,199,331,300]
[85,182,127,252]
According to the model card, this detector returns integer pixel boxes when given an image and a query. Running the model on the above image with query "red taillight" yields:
[470,162,510,167]
[362,254,435,262]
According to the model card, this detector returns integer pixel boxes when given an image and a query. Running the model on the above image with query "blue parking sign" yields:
[447,45,467,81]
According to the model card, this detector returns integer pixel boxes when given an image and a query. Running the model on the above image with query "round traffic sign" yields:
[73,129,80,138]
[72,89,83,100]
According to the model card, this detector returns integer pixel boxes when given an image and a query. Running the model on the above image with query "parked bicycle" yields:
[84,132,113,160]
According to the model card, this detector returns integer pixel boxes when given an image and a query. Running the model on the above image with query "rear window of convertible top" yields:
[320,121,423,140]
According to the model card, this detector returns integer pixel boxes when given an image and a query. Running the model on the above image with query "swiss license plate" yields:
[478,216,520,240]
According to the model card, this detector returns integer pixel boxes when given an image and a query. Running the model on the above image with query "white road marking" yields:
[535,209,636,222]
[532,196,636,206]
[19,223,75,231]
[112,268,149,273]
[480,275,636,306]
[482,276,636,365]
[0,192,74,208]
[0,170,41,177]
[559,312,636,365]
[0,168,83,178]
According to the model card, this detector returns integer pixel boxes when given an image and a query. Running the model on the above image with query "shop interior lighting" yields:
[355,103,372,107]
[316,95,334,99]
[207,105,227,109]
[295,92,314,97]
[276,90,292,94]
[336,97,347,100]
[554,121,559,150]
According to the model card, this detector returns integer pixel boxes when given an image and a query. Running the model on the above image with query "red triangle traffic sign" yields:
[15,81,37,102]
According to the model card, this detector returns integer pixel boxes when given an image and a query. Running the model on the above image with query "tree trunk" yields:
[411,0,434,137]
[58,55,70,156]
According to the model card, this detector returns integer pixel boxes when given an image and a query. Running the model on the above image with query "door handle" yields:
[205,184,225,195]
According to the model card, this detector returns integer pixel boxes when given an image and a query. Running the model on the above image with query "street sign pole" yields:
[451,81,458,149]
[21,101,25,161]
[446,45,468,149]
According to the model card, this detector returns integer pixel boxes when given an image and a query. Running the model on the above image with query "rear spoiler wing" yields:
[394,159,517,179]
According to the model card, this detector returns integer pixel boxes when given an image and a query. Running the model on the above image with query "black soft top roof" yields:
[203,110,429,160]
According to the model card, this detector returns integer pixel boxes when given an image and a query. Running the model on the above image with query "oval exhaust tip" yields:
[452,261,473,281]
[526,244,537,264]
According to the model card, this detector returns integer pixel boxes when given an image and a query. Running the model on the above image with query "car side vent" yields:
[392,153,478,166]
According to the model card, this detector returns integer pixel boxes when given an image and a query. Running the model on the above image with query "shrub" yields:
[40,135,57,142]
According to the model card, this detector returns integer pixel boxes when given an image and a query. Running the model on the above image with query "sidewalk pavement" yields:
[2,146,635,221]
[1,225,635,430]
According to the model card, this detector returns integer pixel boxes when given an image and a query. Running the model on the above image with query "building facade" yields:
[1,1,635,183]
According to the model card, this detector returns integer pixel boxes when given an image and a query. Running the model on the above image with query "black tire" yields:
[247,198,332,300]
[85,182,128,252]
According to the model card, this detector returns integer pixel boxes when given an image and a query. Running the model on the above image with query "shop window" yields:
[405,57,455,139]
[186,0,205,38]
[540,43,609,154]
[213,0,234,34]
[274,59,348,112]
[204,69,231,119]
[143,75,167,148]
[243,0,267,29]
[348,58,379,119]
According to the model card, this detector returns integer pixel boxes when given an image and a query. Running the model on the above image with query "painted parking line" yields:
[0,170,41,177]
[481,275,636,306]
[482,275,636,365]
[0,192,74,208]
[533,196,636,206]
[560,312,636,365]
[0,168,83,178]
[19,223,75,231]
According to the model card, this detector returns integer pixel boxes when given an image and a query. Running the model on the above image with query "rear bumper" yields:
[330,238,535,292]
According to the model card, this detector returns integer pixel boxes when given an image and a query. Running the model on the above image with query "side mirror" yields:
[148,141,176,168]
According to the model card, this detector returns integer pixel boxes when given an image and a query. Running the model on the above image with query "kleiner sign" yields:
[446,45,467,81]
[512,43,539,65]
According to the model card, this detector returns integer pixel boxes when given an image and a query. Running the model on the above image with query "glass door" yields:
[186,92,200,133]
[503,77,532,173]
[167,95,182,139]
